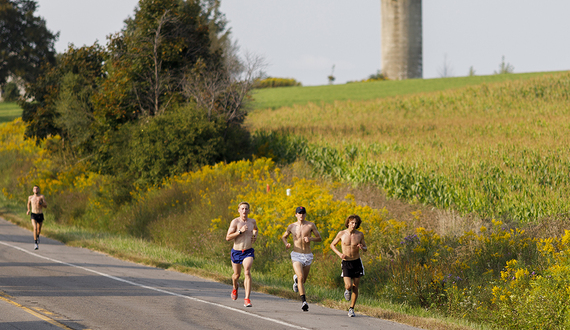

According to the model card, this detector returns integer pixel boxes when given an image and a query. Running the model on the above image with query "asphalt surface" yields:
[0,217,421,330]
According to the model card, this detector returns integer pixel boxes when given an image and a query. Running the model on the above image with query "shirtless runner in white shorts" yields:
[281,206,322,312]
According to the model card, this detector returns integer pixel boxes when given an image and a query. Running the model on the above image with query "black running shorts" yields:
[31,213,44,223]
[341,258,365,278]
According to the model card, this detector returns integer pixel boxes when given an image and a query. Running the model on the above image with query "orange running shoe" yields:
[244,298,252,307]
[231,289,237,300]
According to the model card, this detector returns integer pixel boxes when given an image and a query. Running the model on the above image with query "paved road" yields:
[0,218,420,330]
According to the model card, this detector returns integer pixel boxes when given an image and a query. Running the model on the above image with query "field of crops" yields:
[248,72,570,223]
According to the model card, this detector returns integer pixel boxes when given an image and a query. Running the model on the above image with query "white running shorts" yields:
[291,251,314,267]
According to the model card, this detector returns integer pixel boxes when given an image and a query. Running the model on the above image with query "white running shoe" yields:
[293,274,298,293]
[301,301,308,312]
[34,243,38,250]
[348,307,355,317]
[344,289,351,301]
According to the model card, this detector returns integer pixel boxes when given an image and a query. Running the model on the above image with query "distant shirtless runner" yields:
[226,202,258,307]
[27,185,47,250]
[330,214,367,317]
[281,206,322,312]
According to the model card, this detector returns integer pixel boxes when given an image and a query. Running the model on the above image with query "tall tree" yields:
[54,44,106,152]
[0,0,58,85]
[93,0,222,125]
[21,43,106,142]
[21,0,253,187]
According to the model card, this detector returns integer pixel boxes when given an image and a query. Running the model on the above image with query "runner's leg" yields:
[343,276,353,292]
[350,277,360,308]
[36,221,43,240]
[301,264,311,289]
[31,220,38,241]
[292,261,306,295]
[231,262,242,291]
[242,257,254,299]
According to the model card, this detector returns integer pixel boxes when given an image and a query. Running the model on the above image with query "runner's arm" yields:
[358,234,368,252]
[225,220,239,241]
[310,223,322,242]
[252,221,258,243]
[281,226,291,248]
[330,232,345,259]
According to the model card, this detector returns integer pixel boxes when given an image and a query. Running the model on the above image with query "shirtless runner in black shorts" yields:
[27,185,47,250]
[330,215,367,317]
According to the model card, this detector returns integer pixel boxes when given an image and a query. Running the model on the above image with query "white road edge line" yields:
[0,240,310,330]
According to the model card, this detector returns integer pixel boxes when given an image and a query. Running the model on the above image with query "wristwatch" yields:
[238,230,242,234]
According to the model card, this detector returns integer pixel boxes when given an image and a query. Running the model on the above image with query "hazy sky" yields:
[35,0,570,86]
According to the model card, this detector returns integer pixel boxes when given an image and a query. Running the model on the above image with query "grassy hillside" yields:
[251,71,562,110]
[248,72,570,223]
[0,102,22,124]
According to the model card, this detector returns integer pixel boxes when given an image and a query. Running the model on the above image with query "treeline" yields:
[18,0,260,195]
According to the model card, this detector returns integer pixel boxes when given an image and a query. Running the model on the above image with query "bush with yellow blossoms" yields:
[208,158,409,288]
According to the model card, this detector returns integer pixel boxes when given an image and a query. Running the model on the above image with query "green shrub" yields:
[251,130,307,164]
[219,123,252,163]
[125,105,225,187]
[254,77,302,89]
[367,70,387,81]
[87,102,256,189]
[347,71,388,84]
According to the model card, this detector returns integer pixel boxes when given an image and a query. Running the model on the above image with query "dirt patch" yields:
[524,215,570,239]
[331,184,485,237]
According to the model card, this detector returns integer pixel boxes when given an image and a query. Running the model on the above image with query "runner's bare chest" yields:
[343,231,361,246]
[29,195,45,212]
[292,223,312,240]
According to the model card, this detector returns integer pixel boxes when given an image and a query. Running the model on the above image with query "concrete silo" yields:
[381,0,422,80]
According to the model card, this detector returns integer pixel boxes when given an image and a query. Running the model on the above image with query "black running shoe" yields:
[301,301,309,312]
